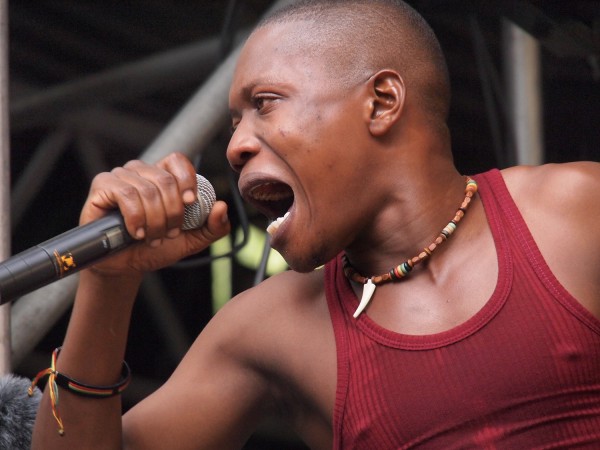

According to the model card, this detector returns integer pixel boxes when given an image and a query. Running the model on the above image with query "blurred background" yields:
[4,0,600,448]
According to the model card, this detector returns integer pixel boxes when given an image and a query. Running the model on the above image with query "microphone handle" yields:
[0,212,132,304]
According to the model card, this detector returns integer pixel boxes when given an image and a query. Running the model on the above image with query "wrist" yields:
[82,266,143,290]
[74,269,142,318]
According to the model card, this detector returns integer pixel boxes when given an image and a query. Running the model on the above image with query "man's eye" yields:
[253,95,278,113]
[254,97,266,110]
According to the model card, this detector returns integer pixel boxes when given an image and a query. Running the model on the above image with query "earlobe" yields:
[366,70,405,137]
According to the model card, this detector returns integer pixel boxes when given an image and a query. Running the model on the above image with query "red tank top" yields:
[325,169,600,449]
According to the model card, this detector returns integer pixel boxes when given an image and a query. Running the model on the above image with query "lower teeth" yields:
[267,212,290,235]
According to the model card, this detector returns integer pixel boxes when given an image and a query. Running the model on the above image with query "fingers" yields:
[156,152,199,205]
[82,153,209,245]
[172,200,231,257]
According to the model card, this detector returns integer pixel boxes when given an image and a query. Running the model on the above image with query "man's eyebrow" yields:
[229,77,290,115]
[242,77,289,93]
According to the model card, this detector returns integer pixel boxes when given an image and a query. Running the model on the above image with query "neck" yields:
[344,158,466,277]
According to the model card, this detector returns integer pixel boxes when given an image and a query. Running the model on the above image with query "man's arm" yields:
[122,296,277,449]
[31,153,232,449]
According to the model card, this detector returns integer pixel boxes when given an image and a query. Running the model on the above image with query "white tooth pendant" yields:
[353,278,376,318]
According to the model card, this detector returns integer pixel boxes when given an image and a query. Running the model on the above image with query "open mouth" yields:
[246,181,294,234]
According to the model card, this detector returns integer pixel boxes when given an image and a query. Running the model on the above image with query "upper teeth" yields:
[267,212,290,235]
[250,183,292,201]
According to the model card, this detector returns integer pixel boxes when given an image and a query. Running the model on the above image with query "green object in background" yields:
[235,224,288,276]
[210,225,288,313]
[210,235,233,313]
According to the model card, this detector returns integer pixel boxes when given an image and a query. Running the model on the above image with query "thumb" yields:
[185,200,231,250]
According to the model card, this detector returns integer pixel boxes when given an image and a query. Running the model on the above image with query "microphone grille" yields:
[181,174,216,230]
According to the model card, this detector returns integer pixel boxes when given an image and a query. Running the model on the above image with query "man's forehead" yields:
[230,33,302,102]
[236,23,325,78]
[232,19,371,102]
[246,21,315,56]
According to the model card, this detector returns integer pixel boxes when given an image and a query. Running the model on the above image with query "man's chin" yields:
[285,252,330,274]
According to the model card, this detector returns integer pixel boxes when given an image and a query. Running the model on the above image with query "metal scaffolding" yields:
[503,19,544,166]
[0,0,10,374]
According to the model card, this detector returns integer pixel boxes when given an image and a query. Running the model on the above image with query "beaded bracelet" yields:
[28,347,132,436]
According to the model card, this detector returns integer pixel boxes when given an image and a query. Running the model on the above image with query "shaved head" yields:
[255,0,451,121]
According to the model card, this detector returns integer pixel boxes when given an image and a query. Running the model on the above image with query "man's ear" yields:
[364,70,405,137]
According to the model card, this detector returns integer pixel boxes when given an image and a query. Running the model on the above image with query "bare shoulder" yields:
[500,162,600,316]
[213,267,329,349]
[501,161,600,203]
[500,162,600,242]
[187,267,332,380]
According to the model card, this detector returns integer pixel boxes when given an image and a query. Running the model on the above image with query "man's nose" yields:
[226,120,261,173]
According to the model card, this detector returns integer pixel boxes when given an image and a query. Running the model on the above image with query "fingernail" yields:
[135,228,145,239]
[221,211,229,224]
[183,189,195,204]
[167,228,180,238]
[150,239,162,248]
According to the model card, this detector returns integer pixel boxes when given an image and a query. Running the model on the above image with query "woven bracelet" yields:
[28,347,132,436]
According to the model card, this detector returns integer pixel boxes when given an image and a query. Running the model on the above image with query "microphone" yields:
[0,174,216,304]
[0,374,42,450]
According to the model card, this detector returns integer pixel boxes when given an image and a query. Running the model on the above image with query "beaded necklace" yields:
[342,176,478,318]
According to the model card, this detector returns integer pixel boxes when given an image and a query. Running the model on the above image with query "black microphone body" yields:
[0,212,132,303]
[0,174,215,304]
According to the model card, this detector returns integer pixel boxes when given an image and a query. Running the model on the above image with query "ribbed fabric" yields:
[325,169,600,449]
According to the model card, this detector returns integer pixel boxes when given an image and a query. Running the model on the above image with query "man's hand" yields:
[80,152,230,277]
